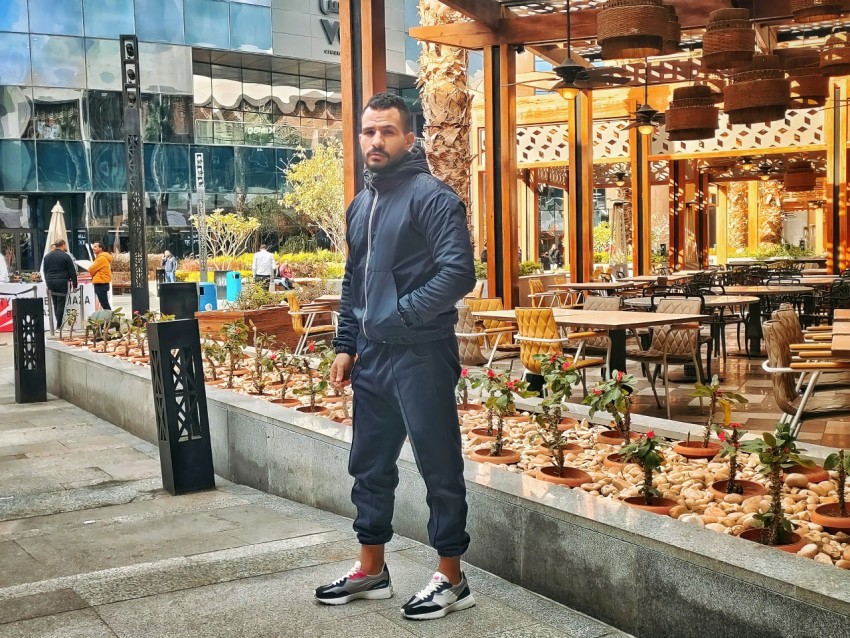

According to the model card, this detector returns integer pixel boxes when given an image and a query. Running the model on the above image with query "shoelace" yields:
[413,578,446,601]
[330,565,363,587]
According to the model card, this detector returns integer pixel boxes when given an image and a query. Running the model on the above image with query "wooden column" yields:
[826,79,848,274]
[340,0,387,206]
[697,171,711,269]
[567,92,593,283]
[483,45,519,307]
[716,184,728,266]
[747,180,760,249]
[668,159,686,271]
[630,127,651,275]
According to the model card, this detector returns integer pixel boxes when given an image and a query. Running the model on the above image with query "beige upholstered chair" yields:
[465,297,519,367]
[454,303,487,366]
[571,295,620,371]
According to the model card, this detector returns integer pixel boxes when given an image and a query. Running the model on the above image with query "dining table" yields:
[617,272,693,284]
[549,281,634,297]
[723,285,813,355]
[471,308,706,372]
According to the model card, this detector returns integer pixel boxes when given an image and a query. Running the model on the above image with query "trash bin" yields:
[198,282,217,311]
[160,283,198,320]
[155,268,166,297]
[226,271,242,302]
[213,270,227,301]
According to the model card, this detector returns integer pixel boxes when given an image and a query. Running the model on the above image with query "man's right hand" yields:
[330,353,354,389]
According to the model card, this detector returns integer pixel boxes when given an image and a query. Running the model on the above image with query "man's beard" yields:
[365,149,408,174]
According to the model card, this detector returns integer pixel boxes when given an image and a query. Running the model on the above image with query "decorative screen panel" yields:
[516,123,570,164]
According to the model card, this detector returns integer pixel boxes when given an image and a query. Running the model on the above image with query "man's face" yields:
[93,244,102,255]
[360,107,414,173]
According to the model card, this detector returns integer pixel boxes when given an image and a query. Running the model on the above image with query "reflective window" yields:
[144,144,190,192]
[272,74,300,116]
[36,141,91,191]
[83,0,135,39]
[30,35,86,88]
[31,88,84,140]
[242,69,271,113]
[29,0,84,36]
[326,79,342,121]
[135,0,184,44]
[139,43,193,94]
[231,0,270,5]
[230,3,272,53]
[87,91,125,141]
[89,192,125,226]
[244,113,273,146]
[274,118,301,148]
[236,146,277,193]
[90,142,127,191]
[193,62,212,107]
[211,64,241,109]
[85,39,121,91]
[202,191,237,212]
[0,140,36,191]
[142,94,193,143]
[299,76,328,119]
[191,145,234,193]
[0,33,31,85]
[0,0,29,32]
[184,0,230,49]
[0,87,34,139]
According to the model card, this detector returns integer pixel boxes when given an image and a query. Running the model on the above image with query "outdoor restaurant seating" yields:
[285,291,337,356]
[454,303,488,366]
[466,297,519,367]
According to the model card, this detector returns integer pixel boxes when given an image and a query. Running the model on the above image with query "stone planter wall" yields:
[46,341,850,638]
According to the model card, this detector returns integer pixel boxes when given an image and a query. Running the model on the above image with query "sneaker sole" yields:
[316,586,393,606]
[403,594,476,620]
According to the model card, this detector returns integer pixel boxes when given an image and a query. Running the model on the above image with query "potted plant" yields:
[584,370,639,457]
[456,368,484,413]
[247,322,276,396]
[709,423,768,498]
[534,352,583,429]
[738,423,810,552]
[220,319,249,389]
[469,371,537,465]
[201,333,227,384]
[468,369,503,442]
[674,375,747,459]
[532,404,590,487]
[811,449,850,532]
[620,432,678,515]
[293,342,331,414]
[269,348,301,407]
[58,308,78,343]
[129,311,151,361]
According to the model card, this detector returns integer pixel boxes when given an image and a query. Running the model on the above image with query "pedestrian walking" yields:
[88,242,113,310]
[161,250,177,283]
[251,244,275,288]
[315,93,476,620]
[43,239,78,326]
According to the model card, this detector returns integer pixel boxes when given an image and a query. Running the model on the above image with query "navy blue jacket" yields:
[333,146,475,354]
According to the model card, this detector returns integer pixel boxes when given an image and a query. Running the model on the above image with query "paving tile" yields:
[0,588,88,624]
[0,608,116,638]
[486,624,581,638]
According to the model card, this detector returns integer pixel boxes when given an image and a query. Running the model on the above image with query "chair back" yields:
[762,319,799,414]
[515,307,561,374]
[454,304,487,365]
[465,297,505,332]
[581,296,620,350]
[285,291,305,335]
[552,275,567,286]
[650,297,702,354]
[771,303,804,344]
[528,278,546,307]
[469,280,485,298]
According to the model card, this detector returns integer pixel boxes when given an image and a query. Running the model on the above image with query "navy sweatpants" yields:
[349,335,470,557]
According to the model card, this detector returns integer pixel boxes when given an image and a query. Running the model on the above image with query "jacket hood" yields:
[367,145,431,192]
[100,252,113,263]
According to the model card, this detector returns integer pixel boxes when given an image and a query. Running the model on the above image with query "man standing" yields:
[315,93,476,620]
[43,239,77,326]
[88,242,113,310]
[161,250,177,283]
[251,244,275,288]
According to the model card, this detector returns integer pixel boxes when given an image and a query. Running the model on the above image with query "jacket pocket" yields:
[362,270,408,342]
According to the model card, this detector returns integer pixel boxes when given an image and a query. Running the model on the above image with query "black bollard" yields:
[147,318,215,495]
[13,298,47,404]
[159,282,199,320]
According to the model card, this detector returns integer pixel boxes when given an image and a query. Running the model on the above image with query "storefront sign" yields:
[319,0,340,46]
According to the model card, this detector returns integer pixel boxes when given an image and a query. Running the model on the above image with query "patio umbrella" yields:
[46,201,68,249]
[609,200,629,275]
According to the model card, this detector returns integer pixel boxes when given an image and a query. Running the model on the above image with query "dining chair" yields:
[285,291,337,355]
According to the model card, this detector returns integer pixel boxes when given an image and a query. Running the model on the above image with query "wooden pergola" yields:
[341,0,850,308]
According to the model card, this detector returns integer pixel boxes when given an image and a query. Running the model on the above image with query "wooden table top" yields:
[723,285,813,296]
[549,281,631,291]
[472,308,706,330]
[831,333,850,358]
[624,295,759,309]
[835,309,850,322]
[314,294,341,304]
[618,273,692,283]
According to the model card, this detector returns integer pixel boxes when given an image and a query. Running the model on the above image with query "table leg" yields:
[609,329,627,373]
[745,299,762,356]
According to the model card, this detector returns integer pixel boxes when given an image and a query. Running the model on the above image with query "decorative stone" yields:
[814,553,834,565]
[723,493,744,505]
[798,543,819,558]
[837,560,850,569]
[680,513,704,526]
[785,473,809,488]
[705,523,728,533]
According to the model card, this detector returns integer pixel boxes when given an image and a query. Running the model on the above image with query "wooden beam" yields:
[826,79,848,273]
[630,126,652,276]
[669,160,686,271]
[361,0,387,98]
[527,45,590,68]
[567,92,594,283]
[439,0,502,30]
[697,172,710,269]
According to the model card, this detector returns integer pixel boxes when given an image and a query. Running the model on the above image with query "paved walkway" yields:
[0,336,629,638]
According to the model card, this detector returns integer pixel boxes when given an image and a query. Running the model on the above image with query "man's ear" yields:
[404,131,415,150]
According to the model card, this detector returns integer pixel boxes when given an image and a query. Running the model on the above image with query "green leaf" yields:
[824,453,840,471]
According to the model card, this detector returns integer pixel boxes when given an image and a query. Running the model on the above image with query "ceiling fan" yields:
[514,0,631,96]
[623,62,665,134]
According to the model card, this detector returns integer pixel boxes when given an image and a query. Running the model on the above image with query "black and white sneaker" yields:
[315,561,393,605]
[402,571,476,620]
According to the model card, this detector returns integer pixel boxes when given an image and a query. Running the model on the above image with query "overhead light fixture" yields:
[614,172,627,187]
[638,123,655,136]
[760,172,771,181]
[556,86,580,101]
[741,157,754,171]
[757,161,773,181]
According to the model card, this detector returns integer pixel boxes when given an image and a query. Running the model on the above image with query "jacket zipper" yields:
[361,187,379,341]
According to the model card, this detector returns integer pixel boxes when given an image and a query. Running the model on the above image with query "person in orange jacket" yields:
[88,242,113,310]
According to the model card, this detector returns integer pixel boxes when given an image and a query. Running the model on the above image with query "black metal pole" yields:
[349,2,365,193]
[572,96,588,283]
[121,35,150,315]
[489,47,505,300]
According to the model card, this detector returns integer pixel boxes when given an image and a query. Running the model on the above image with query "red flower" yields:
[133,310,140,315]
[782,446,789,453]
[307,341,316,353]
[487,369,496,378]
[506,380,518,391]
[729,422,742,429]
[717,431,726,442]
[646,431,655,439]
[549,355,558,363]
[616,370,624,382]
[593,389,602,395]
[561,362,572,371]
[733,442,740,449]
[269,353,278,361]
[460,368,469,378]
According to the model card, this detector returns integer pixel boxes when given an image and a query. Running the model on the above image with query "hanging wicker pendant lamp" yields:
[702,8,756,71]
[665,85,720,141]
[784,161,817,192]
[723,54,790,125]
[779,49,829,107]
[791,0,842,24]
[821,32,850,77]
[662,3,681,55]
[597,0,668,60]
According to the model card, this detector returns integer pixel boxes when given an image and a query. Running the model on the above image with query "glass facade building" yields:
[0,0,418,271]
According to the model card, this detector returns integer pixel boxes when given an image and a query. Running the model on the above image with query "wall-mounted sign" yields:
[319,0,340,46]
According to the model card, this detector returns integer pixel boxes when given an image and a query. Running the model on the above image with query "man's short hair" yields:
[259,244,267,250]
[363,93,412,133]
[54,239,66,248]
[92,242,101,249]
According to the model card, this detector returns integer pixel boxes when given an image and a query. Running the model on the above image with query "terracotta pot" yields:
[457,402,485,414]
[231,368,251,377]
[129,356,150,364]
[322,395,347,404]
[469,427,497,442]
[206,378,226,387]
[737,528,808,553]
[602,453,633,469]
[295,405,330,415]
[558,416,581,431]
[709,480,768,499]
[530,442,583,457]
[811,503,850,533]
[505,414,532,423]
[59,339,82,346]
[596,430,639,446]
[269,398,302,408]
[265,381,286,390]
[331,416,353,426]
[784,464,829,483]
[673,441,722,460]
[469,446,522,465]
[622,496,679,516]
[535,466,592,487]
